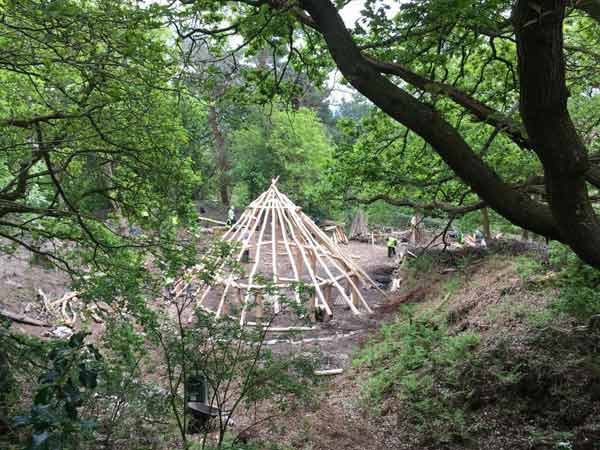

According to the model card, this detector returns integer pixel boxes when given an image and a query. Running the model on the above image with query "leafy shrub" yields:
[513,244,600,320]
[405,254,436,274]
[11,332,102,450]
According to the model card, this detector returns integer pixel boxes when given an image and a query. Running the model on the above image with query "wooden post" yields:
[273,203,301,305]
[324,284,332,303]
[410,213,422,244]
[348,276,358,308]
[295,248,303,277]
[235,288,243,315]
[240,191,273,325]
[304,288,316,322]
[272,187,353,315]
[222,290,230,316]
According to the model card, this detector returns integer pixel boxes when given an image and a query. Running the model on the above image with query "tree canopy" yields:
[172,0,600,267]
[2,2,600,450]
[0,0,203,274]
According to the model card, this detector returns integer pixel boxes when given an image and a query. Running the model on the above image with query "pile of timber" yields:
[197,216,229,234]
[0,290,110,328]
[323,224,348,245]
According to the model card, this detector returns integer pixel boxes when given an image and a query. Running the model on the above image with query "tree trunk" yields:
[296,0,600,268]
[208,105,230,207]
[577,0,600,23]
[0,348,12,435]
[514,0,600,267]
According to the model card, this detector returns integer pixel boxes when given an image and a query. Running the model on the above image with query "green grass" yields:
[405,254,436,274]
[485,293,554,329]
[441,273,462,297]
[354,308,480,444]
[515,244,600,320]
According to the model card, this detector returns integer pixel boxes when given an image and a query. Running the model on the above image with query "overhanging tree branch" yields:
[296,0,560,240]
[363,56,532,150]
[347,194,486,216]
[575,0,600,23]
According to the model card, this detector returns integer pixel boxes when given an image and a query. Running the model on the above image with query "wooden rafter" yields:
[196,179,380,324]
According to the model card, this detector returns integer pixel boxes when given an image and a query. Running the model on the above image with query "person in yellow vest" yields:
[387,236,398,258]
[227,206,236,226]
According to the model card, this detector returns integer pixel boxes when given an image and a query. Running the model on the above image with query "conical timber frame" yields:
[197,179,382,325]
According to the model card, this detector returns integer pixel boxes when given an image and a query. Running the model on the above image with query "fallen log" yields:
[198,216,227,226]
[244,322,316,332]
[322,219,344,228]
[314,368,343,376]
[50,291,78,306]
[37,288,51,314]
[0,308,51,327]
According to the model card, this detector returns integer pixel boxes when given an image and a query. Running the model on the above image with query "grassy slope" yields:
[253,243,600,450]
[352,243,600,450]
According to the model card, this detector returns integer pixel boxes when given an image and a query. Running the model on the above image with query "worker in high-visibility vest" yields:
[387,236,398,258]
[227,206,236,226]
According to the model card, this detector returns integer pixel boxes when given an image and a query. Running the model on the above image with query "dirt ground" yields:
[0,246,71,337]
[247,241,399,368]
[7,235,589,450]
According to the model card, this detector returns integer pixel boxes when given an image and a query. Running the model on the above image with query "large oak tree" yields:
[179,0,600,267]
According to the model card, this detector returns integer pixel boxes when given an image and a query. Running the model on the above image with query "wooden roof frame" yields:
[196,179,382,325]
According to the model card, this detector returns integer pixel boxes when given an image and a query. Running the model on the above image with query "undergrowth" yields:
[357,247,600,448]
[515,243,600,320]
[548,244,600,319]
[354,307,480,444]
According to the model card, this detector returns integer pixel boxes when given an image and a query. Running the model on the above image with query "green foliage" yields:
[0,0,203,278]
[354,309,479,443]
[0,240,317,450]
[121,244,319,448]
[548,243,600,319]
[513,244,600,320]
[198,442,296,450]
[12,333,102,450]
[230,107,335,216]
[441,273,463,297]
[405,254,435,274]
[515,254,547,282]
